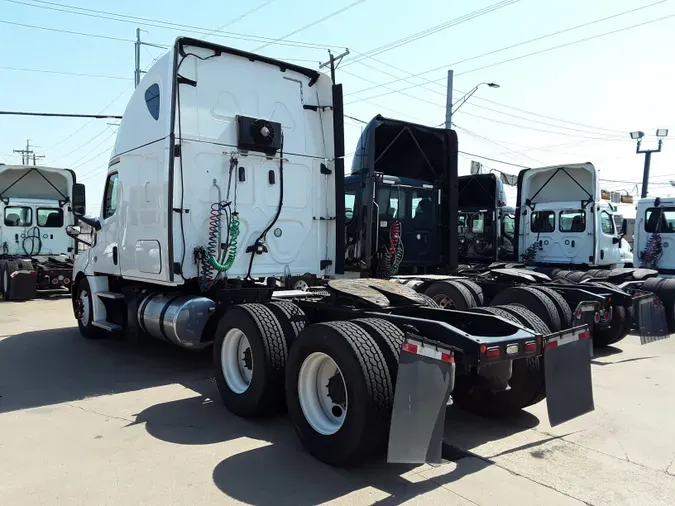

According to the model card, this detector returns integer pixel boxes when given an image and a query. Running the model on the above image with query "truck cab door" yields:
[598,208,622,266]
[404,187,440,268]
[89,172,122,276]
[344,180,362,271]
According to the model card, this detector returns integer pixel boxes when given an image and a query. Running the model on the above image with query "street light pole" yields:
[445,70,453,129]
[444,73,499,129]
[631,129,668,198]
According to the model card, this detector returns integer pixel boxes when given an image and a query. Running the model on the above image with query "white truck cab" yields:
[634,197,675,274]
[0,165,78,299]
[516,162,631,268]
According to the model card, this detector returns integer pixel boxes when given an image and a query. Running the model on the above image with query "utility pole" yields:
[320,49,350,82]
[13,139,44,165]
[134,28,141,88]
[134,28,167,88]
[445,70,453,129]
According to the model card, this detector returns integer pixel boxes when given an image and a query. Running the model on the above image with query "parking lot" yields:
[1,298,674,506]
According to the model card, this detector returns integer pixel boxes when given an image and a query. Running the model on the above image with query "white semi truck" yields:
[515,162,633,270]
[0,164,81,300]
[68,37,598,467]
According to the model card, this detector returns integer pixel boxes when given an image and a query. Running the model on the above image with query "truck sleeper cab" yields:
[70,40,597,468]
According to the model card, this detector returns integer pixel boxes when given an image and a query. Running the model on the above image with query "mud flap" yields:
[387,337,455,464]
[634,294,668,345]
[544,326,594,426]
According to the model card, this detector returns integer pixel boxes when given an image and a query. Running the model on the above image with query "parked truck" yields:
[69,37,598,467]
[0,164,80,300]
[344,116,667,348]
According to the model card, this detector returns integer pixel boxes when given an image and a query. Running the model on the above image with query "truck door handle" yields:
[539,240,542,247]
[571,240,575,247]
[113,246,118,265]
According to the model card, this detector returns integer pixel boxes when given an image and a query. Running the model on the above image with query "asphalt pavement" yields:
[1,298,674,505]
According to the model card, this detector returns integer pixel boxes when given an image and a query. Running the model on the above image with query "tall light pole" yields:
[631,129,668,198]
[445,70,499,128]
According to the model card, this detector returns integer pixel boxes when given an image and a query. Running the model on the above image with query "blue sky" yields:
[1,0,674,214]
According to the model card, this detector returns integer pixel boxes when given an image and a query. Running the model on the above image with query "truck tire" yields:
[266,301,307,345]
[534,267,561,278]
[417,293,441,308]
[214,304,289,417]
[424,280,475,310]
[285,321,393,466]
[593,305,627,347]
[0,260,8,297]
[453,279,485,306]
[641,278,675,332]
[528,286,572,330]
[2,260,18,301]
[352,318,405,382]
[495,304,551,336]
[565,271,592,283]
[490,286,561,332]
[74,277,103,339]
[587,269,610,279]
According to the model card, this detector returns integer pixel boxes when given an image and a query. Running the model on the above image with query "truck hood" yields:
[518,162,597,207]
[0,165,74,201]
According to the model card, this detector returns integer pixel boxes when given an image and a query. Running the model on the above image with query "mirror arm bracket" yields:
[74,214,102,231]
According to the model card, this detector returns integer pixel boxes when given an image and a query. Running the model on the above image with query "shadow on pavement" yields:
[131,379,545,505]
[0,326,212,414]
[591,345,623,358]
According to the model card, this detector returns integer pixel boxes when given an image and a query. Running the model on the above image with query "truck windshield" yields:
[4,206,32,227]
[559,210,585,232]
[645,207,675,233]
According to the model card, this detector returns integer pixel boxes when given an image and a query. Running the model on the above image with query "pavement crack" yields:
[65,402,135,424]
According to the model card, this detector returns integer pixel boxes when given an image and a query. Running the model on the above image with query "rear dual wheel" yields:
[214,303,399,467]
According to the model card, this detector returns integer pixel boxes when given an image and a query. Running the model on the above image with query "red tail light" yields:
[525,341,537,352]
[486,347,500,358]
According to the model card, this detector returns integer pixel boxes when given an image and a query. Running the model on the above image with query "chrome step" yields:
[92,320,122,331]
[96,291,124,300]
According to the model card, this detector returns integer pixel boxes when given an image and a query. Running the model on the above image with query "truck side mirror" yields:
[72,183,86,216]
[621,218,628,236]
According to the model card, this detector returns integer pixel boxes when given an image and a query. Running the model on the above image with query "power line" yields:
[5,0,340,50]
[203,0,277,38]
[455,13,675,77]
[346,9,674,105]
[69,131,117,169]
[457,151,531,169]
[346,1,665,98]
[0,65,129,80]
[253,0,368,52]
[0,110,124,118]
[457,109,632,140]
[342,0,522,66]
[455,124,546,165]
[0,18,135,42]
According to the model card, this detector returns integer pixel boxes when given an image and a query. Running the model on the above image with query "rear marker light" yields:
[525,341,537,352]
[546,340,558,349]
[440,352,454,364]
[575,308,583,320]
[594,312,601,323]
[506,344,519,355]
[402,342,418,354]
[402,340,454,364]
[64,278,70,284]
[52,278,59,285]
[486,347,500,358]
[579,330,590,340]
